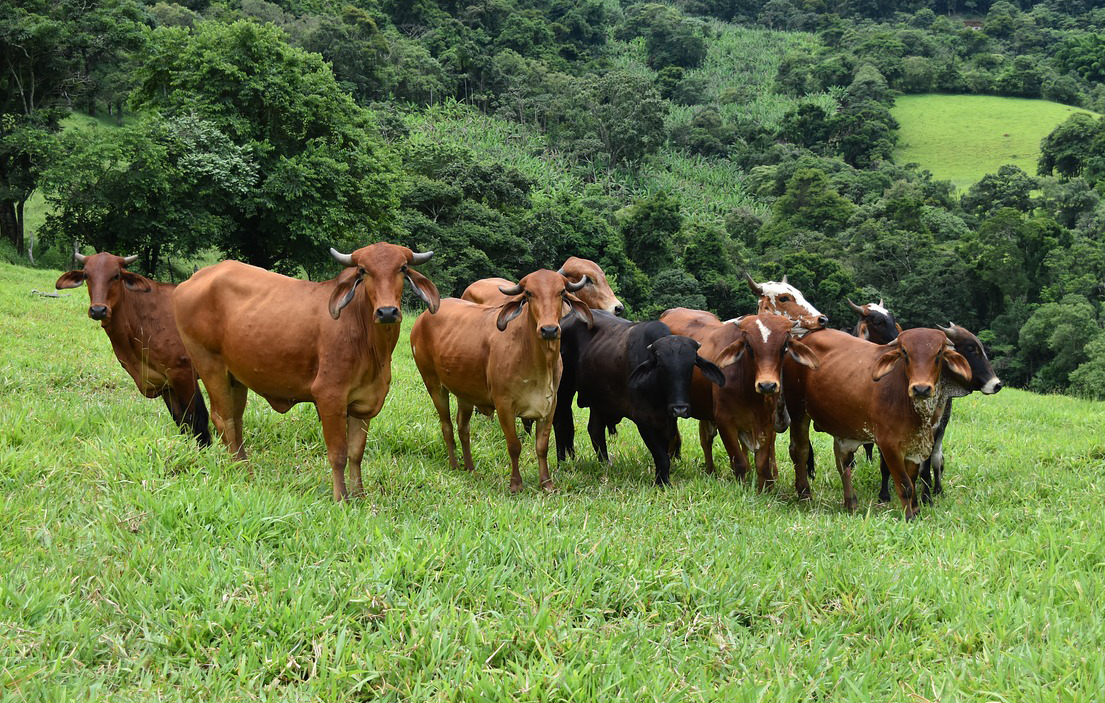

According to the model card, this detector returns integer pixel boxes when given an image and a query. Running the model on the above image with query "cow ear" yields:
[55,270,86,289]
[787,339,820,369]
[495,296,526,331]
[857,320,870,340]
[696,356,725,387]
[564,292,593,329]
[943,349,973,384]
[714,338,746,369]
[328,268,364,320]
[122,272,152,293]
[405,268,441,313]
[895,323,903,333]
[628,357,657,388]
[872,347,903,381]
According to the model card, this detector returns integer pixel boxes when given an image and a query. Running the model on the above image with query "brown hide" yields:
[172,242,440,501]
[461,257,623,314]
[783,328,971,519]
[412,269,592,492]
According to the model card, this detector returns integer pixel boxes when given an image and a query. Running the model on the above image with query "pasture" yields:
[2,259,1105,701]
[892,94,1098,190]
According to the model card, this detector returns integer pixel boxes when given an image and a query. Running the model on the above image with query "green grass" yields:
[892,94,1100,191]
[3,259,1105,701]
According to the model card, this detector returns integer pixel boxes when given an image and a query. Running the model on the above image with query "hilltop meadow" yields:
[3,261,1104,701]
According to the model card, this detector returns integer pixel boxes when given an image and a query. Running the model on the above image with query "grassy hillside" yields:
[3,260,1104,701]
[892,94,1099,190]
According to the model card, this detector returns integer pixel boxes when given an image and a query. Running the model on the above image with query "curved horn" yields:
[73,244,87,265]
[410,250,433,265]
[498,282,524,296]
[122,254,139,266]
[565,275,588,293]
[885,337,900,347]
[781,274,789,285]
[938,322,962,342]
[878,298,885,307]
[744,272,764,295]
[847,299,865,316]
[330,247,354,267]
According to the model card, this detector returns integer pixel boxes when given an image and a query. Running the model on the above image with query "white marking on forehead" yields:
[760,281,822,317]
[868,302,889,315]
[755,318,772,344]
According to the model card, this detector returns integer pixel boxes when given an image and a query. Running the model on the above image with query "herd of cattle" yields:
[55,243,1002,520]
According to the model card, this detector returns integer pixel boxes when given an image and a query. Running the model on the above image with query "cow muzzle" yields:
[910,383,933,398]
[817,315,829,327]
[670,403,691,418]
[982,377,1003,394]
[374,306,400,324]
[539,324,560,340]
[756,380,779,395]
[613,303,625,316]
[88,305,109,321]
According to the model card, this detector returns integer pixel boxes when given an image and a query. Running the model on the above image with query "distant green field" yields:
[893,94,1098,190]
[3,259,1105,700]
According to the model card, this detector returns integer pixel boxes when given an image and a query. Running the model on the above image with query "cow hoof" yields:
[903,507,919,522]
[541,482,558,494]
[509,482,523,494]
[877,491,891,504]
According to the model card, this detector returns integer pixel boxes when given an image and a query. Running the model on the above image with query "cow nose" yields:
[910,383,933,398]
[993,381,1003,393]
[818,315,829,327]
[539,325,560,340]
[613,303,624,316]
[374,306,400,323]
[756,381,779,395]
[670,403,690,418]
[88,305,108,320]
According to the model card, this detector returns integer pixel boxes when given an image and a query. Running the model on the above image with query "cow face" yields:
[55,251,151,324]
[328,243,441,322]
[849,299,900,345]
[496,269,593,340]
[559,257,624,316]
[630,335,724,417]
[872,329,972,399]
[744,273,827,332]
[716,315,819,395]
[940,323,1002,394]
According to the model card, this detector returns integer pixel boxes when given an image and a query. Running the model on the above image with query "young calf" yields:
[412,270,591,492]
[662,309,819,490]
[554,311,724,486]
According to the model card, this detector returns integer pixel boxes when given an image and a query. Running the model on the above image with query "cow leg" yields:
[716,423,750,483]
[918,458,934,505]
[806,440,816,480]
[317,406,351,502]
[929,401,952,498]
[864,443,874,462]
[788,414,813,500]
[427,385,460,470]
[167,373,212,447]
[553,385,576,462]
[346,416,369,497]
[640,423,673,487]
[495,404,524,493]
[535,414,555,492]
[878,455,893,503]
[205,374,247,459]
[832,440,858,513]
[668,427,682,462]
[588,414,610,464]
[881,446,919,520]
[456,401,476,472]
[699,421,718,475]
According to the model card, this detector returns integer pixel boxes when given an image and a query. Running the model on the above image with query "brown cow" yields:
[783,328,972,519]
[744,273,828,331]
[462,257,624,315]
[172,243,440,501]
[56,251,210,446]
[662,309,819,489]
[411,270,592,492]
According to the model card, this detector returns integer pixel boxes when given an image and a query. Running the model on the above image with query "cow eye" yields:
[112,273,120,281]
[400,264,408,273]
[358,267,366,275]
[779,295,791,302]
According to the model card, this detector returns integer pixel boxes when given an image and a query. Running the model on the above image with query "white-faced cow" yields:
[56,250,210,446]
[172,243,440,501]
[744,273,828,332]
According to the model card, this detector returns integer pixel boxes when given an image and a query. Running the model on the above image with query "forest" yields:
[4,0,1105,396]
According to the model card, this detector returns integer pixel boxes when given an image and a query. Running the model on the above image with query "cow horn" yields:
[886,337,900,347]
[847,299,865,315]
[330,248,354,266]
[565,275,588,293]
[744,272,763,295]
[410,250,433,265]
[938,322,962,342]
[879,298,885,307]
[73,244,87,265]
[122,254,139,266]
[498,282,524,295]
[781,274,788,285]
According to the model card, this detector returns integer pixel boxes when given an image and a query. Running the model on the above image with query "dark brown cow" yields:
[462,257,624,315]
[662,309,819,490]
[172,243,440,501]
[744,273,828,331]
[784,328,972,519]
[411,270,591,492]
[56,251,210,446]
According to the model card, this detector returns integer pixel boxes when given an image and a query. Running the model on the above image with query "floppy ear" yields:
[714,338,746,369]
[405,267,441,313]
[328,267,364,320]
[564,292,593,328]
[695,356,725,387]
[55,270,86,289]
[787,339,820,369]
[121,272,152,293]
[895,323,903,333]
[495,296,526,331]
[856,319,870,340]
[872,347,903,381]
[628,357,657,388]
[943,349,973,385]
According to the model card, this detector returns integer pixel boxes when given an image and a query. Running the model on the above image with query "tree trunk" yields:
[0,199,25,254]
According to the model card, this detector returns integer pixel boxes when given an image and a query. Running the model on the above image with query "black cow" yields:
[554,311,724,485]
